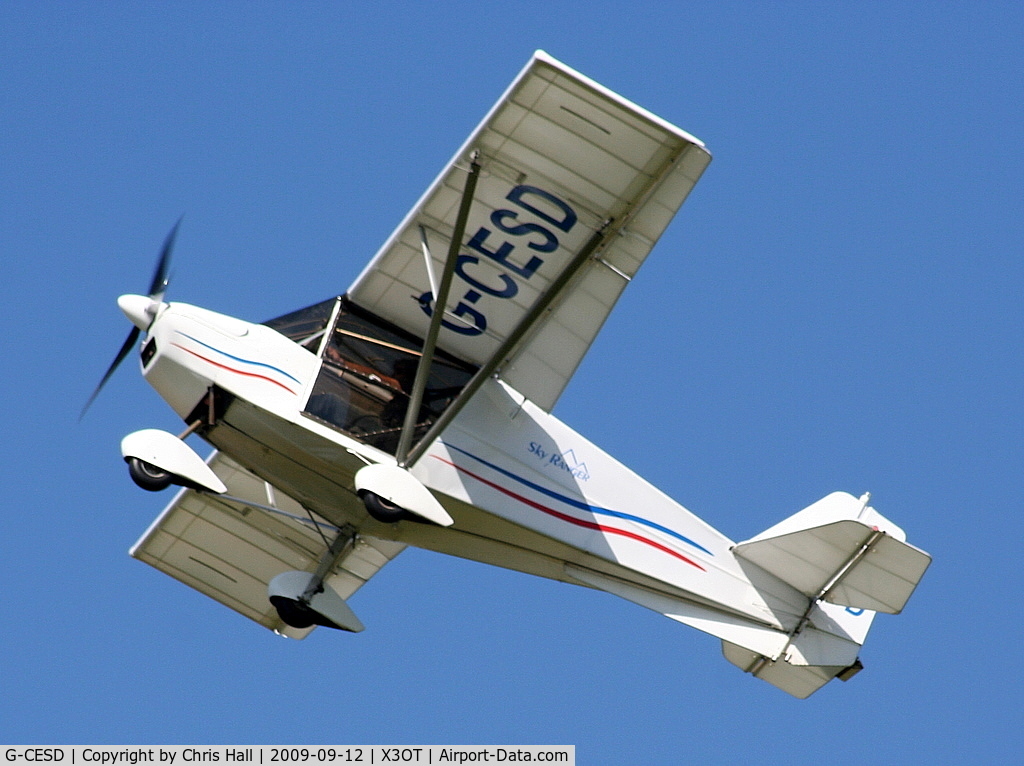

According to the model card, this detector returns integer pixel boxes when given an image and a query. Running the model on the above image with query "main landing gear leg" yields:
[123,387,225,493]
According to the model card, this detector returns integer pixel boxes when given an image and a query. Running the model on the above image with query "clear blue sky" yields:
[3,2,1021,761]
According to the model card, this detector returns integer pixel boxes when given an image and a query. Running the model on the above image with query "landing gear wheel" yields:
[127,456,174,492]
[269,596,318,629]
[360,490,407,523]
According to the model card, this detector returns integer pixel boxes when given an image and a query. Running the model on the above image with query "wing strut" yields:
[419,225,440,299]
[395,153,481,467]
[403,219,612,469]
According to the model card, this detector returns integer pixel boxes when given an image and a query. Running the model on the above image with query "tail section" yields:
[727,492,931,698]
[721,641,865,699]
[734,492,930,615]
[567,491,930,698]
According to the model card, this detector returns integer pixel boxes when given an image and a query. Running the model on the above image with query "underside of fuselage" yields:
[194,388,727,614]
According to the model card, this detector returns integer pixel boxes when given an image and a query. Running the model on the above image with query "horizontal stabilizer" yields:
[722,642,859,700]
[734,518,931,614]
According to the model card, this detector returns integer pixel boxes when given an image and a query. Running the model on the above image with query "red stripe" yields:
[434,456,705,571]
[171,344,298,395]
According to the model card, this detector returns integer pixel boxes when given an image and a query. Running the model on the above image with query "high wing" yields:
[130,451,405,637]
[347,50,711,412]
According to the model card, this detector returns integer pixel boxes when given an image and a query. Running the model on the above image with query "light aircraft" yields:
[86,51,930,698]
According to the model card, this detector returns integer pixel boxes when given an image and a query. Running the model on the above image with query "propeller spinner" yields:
[80,217,182,419]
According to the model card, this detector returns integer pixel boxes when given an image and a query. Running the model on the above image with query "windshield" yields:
[263,298,337,351]
[303,298,476,454]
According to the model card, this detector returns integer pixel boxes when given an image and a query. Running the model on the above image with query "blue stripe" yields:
[176,332,302,384]
[446,444,713,556]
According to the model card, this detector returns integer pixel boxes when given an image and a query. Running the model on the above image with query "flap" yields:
[130,451,405,637]
[733,520,932,614]
[346,51,710,411]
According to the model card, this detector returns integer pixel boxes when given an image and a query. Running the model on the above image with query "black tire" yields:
[269,596,318,629]
[360,490,407,523]
[127,456,174,492]
[269,595,345,631]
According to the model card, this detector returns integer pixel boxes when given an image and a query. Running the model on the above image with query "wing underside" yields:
[130,451,404,637]
[347,51,711,411]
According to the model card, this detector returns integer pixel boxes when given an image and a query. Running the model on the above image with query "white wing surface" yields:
[130,451,405,637]
[347,51,711,411]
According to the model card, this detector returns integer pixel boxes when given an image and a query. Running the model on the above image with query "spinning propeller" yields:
[80,218,182,419]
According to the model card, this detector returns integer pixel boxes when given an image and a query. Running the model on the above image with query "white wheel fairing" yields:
[354,463,454,526]
[120,428,227,494]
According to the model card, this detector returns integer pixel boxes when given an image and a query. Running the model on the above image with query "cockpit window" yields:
[303,297,476,454]
[263,298,337,351]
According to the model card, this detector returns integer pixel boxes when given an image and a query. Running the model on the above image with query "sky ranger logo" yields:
[528,441,591,482]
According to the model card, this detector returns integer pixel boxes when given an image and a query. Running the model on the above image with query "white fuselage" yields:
[137,299,800,633]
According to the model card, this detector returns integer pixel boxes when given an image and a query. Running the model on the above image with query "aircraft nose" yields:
[118,293,161,331]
